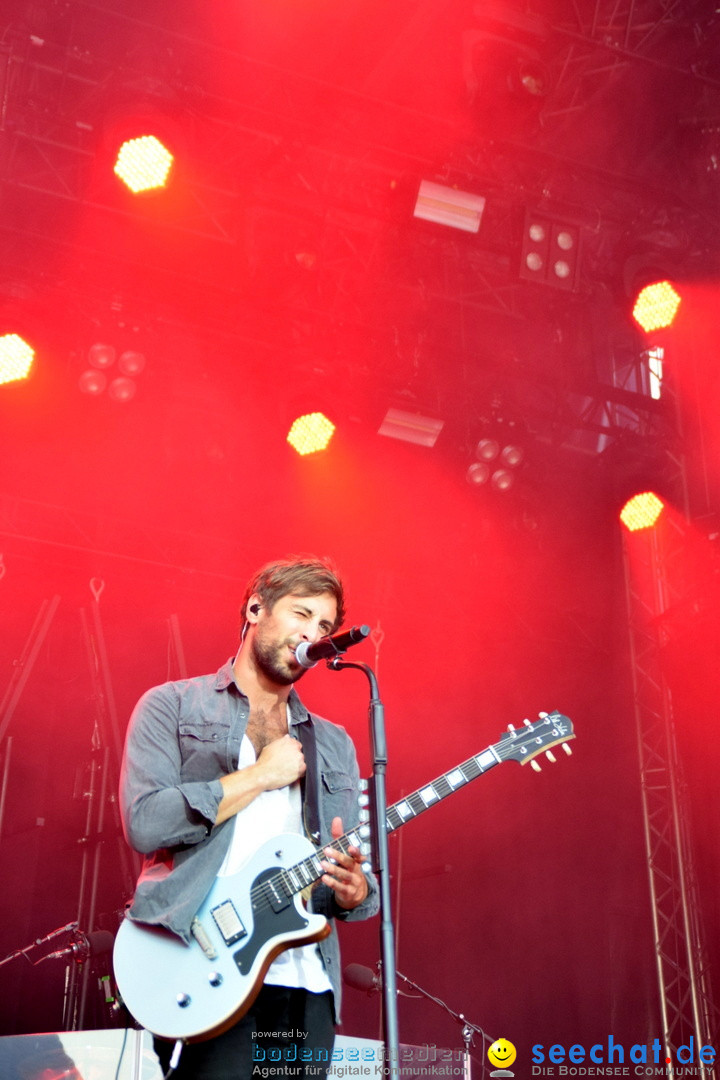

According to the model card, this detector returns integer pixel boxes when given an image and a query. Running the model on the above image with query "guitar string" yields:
[245,718,571,905]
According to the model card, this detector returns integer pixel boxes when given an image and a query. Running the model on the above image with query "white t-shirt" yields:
[217,733,332,993]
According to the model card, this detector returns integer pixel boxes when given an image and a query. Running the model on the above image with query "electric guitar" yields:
[113,710,574,1042]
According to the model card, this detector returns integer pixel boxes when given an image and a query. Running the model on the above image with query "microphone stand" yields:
[0,922,79,968]
[394,969,491,1080]
[328,657,400,1075]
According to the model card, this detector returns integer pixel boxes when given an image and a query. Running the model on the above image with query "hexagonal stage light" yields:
[114,134,174,193]
[287,412,335,456]
[0,334,35,386]
[632,281,681,333]
[620,492,665,532]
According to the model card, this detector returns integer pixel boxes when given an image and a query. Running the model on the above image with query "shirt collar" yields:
[214,658,311,727]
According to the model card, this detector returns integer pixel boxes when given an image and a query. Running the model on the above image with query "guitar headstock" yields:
[496,711,575,770]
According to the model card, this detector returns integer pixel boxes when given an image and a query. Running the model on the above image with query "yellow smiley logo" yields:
[488,1039,517,1070]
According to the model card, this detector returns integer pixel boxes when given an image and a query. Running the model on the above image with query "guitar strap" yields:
[297,716,321,844]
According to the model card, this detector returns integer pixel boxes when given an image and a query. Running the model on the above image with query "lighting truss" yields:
[623,509,719,1079]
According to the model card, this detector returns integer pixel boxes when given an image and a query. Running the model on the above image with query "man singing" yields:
[119,556,378,1079]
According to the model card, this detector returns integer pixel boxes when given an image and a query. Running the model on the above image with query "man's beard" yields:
[251,632,305,687]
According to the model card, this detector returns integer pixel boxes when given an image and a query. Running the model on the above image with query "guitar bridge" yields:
[191,917,218,960]
[211,900,247,946]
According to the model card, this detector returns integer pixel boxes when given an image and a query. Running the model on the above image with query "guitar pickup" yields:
[211,900,247,946]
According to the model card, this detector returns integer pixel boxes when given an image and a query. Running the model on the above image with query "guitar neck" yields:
[281,711,573,898]
[384,743,501,834]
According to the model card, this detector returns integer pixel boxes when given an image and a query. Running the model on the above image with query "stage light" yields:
[108,376,137,403]
[466,462,490,486]
[413,180,486,233]
[620,492,665,532]
[632,281,681,333]
[114,135,174,193]
[378,408,444,448]
[520,212,580,291]
[475,437,500,461]
[491,468,515,492]
[287,412,335,455]
[501,444,524,467]
[118,350,146,376]
[469,424,526,493]
[88,342,116,369]
[0,334,34,385]
[78,369,107,395]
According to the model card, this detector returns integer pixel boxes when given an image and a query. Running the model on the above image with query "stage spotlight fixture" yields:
[114,134,174,193]
[413,180,486,234]
[620,492,665,532]
[475,437,500,461]
[108,376,137,403]
[520,211,580,291]
[466,461,490,486]
[501,444,524,467]
[469,423,526,494]
[632,281,681,333]
[118,350,146,376]
[0,333,35,385]
[378,408,444,448]
[491,468,515,492]
[287,412,335,456]
[78,369,108,396]
[88,342,116,369]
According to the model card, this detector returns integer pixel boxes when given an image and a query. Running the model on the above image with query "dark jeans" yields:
[154,986,335,1080]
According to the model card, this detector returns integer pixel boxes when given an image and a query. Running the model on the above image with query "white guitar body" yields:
[113,832,330,1042]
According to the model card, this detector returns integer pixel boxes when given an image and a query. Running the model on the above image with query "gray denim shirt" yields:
[119,659,379,1020]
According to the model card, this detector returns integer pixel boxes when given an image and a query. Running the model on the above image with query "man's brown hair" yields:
[240,556,346,632]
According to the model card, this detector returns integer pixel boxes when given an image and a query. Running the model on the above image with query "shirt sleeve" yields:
[120,684,224,854]
[311,721,380,923]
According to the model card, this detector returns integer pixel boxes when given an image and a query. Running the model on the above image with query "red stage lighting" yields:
[0,334,35,386]
[632,281,681,333]
[620,492,665,532]
[114,135,174,193]
[287,412,335,455]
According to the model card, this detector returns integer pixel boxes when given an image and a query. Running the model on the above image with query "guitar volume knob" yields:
[208,972,223,987]
[176,992,192,1008]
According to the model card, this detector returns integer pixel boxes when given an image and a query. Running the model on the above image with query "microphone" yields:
[343,963,381,993]
[41,930,115,964]
[295,625,370,669]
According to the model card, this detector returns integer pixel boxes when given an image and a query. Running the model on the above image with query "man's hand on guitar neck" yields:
[320,816,369,910]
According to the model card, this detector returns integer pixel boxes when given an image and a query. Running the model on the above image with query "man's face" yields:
[250,591,338,686]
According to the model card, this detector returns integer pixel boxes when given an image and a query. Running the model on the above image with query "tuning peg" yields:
[523,718,532,727]
[538,711,548,718]
[545,750,556,763]
[507,723,516,733]
[530,760,542,772]
[562,742,573,756]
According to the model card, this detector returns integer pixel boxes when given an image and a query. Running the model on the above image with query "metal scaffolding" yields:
[623,511,718,1079]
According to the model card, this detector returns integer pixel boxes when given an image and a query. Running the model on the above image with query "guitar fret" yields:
[446,768,465,788]
[460,759,482,781]
[287,867,302,890]
[419,784,439,805]
[433,776,452,799]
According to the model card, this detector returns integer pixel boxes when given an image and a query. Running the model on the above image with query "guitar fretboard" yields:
[253,711,572,910]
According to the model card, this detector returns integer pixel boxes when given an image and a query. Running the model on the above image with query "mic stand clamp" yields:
[328,656,400,1075]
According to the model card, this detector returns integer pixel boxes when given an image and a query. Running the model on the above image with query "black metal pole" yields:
[328,657,400,1074]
